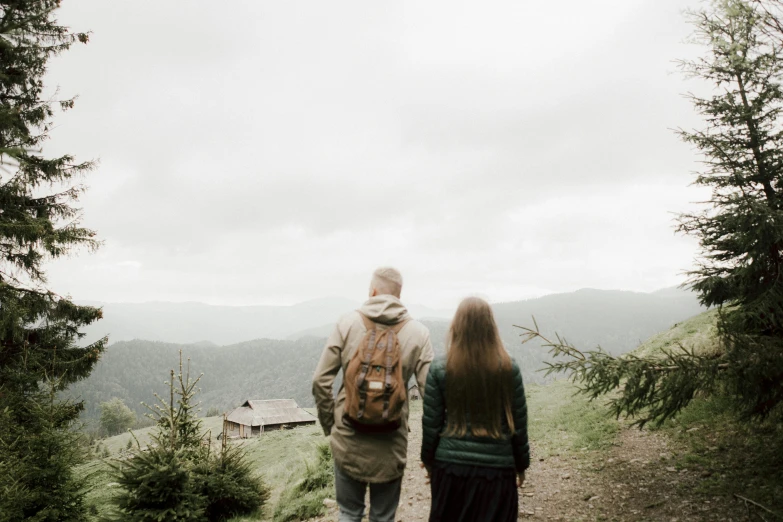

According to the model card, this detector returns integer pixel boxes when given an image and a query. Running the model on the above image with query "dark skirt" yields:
[429,461,518,522]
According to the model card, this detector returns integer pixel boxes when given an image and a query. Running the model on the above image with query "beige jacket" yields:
[312,295,434,483]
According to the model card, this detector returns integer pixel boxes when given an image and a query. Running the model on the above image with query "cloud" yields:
[44,0,710,308]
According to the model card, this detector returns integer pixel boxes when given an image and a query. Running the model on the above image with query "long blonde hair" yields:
[444,297,515,439]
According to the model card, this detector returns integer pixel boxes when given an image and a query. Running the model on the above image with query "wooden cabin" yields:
[408,384,421,401]
[224,399,316,438]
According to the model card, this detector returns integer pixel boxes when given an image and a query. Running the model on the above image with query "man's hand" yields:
[516,471,525,488]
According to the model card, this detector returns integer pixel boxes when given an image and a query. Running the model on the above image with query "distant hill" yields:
[286,323,334,341]
[77,297,453,346]
[286,287,707,356]
[78,288,700,349]
[69,287,705,425]
[286,288,704,354]
[492,287,705,356]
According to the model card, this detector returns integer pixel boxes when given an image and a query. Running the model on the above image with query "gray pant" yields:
[334,464,403,522]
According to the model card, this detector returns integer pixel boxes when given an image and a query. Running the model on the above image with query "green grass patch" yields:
[623,309,783,516]
[231,423,327,516]
[272,444,334,522]
[654,395,783,516]
[75,458,118,520]
[527,379,619,458]
[632,309,719,359]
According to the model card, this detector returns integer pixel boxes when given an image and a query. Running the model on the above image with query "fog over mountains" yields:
[68,287,705,424]
[287,287,704,356]
[78,297,453,346]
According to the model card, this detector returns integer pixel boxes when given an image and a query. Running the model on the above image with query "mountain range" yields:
[77,297,453,346]
[68,287,705,424]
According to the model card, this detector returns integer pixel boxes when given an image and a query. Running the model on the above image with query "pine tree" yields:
[0,1,105,520]
[678,0,783,418]
[519,0,783,425]
[0,389,88,522]
[147,357,207,460]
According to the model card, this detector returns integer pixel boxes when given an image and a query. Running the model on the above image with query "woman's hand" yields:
[516,471,525,488]
[420,462,432,484]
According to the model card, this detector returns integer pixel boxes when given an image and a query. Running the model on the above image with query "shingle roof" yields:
[226,399,316,427]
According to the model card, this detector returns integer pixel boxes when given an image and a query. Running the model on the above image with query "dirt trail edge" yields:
[311,414,755,521]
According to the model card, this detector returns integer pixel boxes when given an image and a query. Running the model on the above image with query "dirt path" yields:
[311,415,755,521]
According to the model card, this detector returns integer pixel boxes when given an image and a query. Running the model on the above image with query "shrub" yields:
[194,445,270,521]
[100,398,136,437]
[114,354,268,521]
[116,445,207,522]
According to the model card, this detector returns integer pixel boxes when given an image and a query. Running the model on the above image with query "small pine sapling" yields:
[114,352,268,521]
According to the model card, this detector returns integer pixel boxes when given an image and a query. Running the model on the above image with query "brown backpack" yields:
[343,313,409,433]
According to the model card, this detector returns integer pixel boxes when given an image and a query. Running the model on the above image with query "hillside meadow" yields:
[77,384,624,521]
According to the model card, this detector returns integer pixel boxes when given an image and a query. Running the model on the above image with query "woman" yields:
[421,297,530,522]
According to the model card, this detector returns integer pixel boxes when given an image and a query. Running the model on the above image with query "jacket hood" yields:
[359,295,410,325]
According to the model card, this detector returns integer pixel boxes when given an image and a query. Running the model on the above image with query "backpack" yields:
[343,313,409,433]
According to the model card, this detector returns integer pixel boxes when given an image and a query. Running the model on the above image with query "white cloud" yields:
[45,0,710,308]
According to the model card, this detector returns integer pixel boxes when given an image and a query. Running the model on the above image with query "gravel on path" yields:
[311,409,752,521]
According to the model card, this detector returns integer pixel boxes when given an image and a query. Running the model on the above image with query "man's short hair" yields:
[370,267,403,297]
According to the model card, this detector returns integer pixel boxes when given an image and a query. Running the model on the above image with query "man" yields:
[312,267,434,522]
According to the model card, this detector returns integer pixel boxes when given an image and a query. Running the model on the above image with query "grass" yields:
[526,379,620,458]
[652,396,783,518]
[633,310,783,518]
[230,422,330,520]
[632,309,720,359]
[271,443,334,522]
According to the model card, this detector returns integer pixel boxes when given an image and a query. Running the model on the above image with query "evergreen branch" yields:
[515,319,731,427]
[514,316,587,361]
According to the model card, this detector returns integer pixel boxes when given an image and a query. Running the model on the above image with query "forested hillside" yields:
[68,288,703,425]
[68,337,324,423]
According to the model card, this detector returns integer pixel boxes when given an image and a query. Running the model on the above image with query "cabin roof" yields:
[226,399,316,427]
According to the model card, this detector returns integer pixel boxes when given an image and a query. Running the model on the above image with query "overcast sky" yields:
[44,0,709,309]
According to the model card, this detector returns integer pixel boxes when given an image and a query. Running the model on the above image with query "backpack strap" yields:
[390,318,409,334]
[359,313,376,331]
[381,319,408,420]
[355,314,378,420]
[382,331,395,420]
